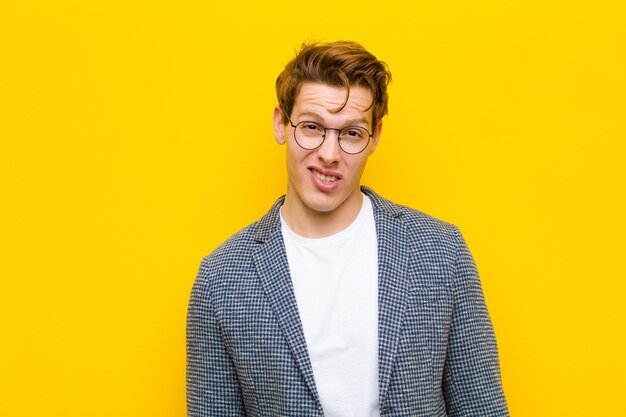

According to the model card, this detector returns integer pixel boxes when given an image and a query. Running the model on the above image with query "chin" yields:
[303,191,352,214]
[304,198,342,214]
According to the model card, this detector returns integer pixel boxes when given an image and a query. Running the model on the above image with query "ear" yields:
[369,121,383,153]
[273,105,287,145]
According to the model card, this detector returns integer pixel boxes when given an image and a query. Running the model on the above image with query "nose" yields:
[317,129,341,164]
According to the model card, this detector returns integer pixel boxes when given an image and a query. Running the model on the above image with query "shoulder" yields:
[193,196,284,292]
[362,187,474,291]
[201,224,257,271]
[363,186,463,249]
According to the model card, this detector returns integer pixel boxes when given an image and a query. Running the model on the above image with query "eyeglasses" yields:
[286,115,373,155]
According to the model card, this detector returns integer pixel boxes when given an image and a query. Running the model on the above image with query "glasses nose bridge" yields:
[322,127,342,140]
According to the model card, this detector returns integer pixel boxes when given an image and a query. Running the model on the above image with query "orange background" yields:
[1,1,625,415]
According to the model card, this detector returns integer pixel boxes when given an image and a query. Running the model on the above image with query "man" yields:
[187,41,509,416]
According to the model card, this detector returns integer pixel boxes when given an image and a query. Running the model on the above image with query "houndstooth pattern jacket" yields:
[187,186,509,416]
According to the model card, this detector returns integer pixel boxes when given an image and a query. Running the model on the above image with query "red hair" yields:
[276,41,392,129]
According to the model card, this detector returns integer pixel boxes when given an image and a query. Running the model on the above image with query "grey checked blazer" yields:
[187,187,509,416]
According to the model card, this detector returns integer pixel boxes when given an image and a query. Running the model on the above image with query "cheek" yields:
[285,145,309,174]
[346,156,369,178]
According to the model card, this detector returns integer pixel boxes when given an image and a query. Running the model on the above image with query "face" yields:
[273,82,382,221]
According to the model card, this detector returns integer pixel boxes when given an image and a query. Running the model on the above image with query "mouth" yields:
[310,168,338,184]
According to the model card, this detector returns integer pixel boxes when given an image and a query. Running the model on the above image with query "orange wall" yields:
[1,1,625,415]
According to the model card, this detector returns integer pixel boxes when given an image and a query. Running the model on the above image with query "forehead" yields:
[293,82,374,121]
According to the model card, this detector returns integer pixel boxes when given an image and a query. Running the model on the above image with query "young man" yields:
[187,41,509,416]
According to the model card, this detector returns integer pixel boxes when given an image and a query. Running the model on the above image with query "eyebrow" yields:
[295,111,371,128]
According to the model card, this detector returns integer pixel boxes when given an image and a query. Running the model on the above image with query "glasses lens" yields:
[339,126,370,154]
[294,122,325,149]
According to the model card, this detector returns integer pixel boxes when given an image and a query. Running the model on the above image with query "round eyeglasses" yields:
[286,115,373,155]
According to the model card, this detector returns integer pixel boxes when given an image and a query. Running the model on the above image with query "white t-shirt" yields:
[280,194,379,417]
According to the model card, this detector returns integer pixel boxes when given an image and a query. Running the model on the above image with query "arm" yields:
[186,258,246,416]
[442,228,509,416]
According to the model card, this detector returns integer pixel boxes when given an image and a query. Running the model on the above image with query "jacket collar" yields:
[253,185,403,243]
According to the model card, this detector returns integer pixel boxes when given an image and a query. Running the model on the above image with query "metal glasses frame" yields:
[286,114,374,155]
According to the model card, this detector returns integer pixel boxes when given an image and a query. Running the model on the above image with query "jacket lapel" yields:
[363,187,410,407]
[251,198,322,409]
[251,189,410,410]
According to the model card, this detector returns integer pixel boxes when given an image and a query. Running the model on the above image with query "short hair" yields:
[276,40,392,129]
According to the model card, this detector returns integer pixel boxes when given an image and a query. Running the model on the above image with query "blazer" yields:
[187,186,509,416]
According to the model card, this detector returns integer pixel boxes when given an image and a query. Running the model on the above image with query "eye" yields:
[298,122,324,136]
[341,127,366,140]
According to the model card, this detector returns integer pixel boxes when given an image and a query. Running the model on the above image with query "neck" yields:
[281,188,363,238]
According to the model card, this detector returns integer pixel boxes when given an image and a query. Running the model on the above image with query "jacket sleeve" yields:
[186,257,246,416]
[442,228,509,416]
